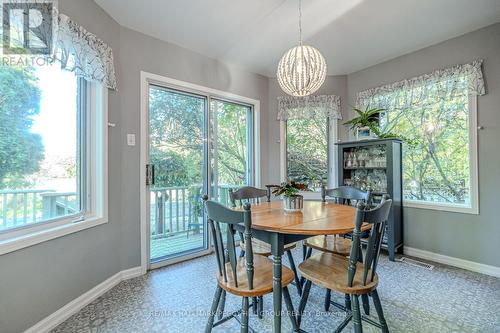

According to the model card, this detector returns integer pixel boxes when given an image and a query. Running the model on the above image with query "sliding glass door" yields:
[146,87,254,265]
[148,85,208,263]
[210,99,254,205]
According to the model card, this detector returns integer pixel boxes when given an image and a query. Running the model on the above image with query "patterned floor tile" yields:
[51,250,500,333]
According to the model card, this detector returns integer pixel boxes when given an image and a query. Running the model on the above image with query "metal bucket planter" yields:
[283,195,303,212]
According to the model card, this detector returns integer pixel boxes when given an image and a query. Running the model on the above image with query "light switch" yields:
[127,134,136,146]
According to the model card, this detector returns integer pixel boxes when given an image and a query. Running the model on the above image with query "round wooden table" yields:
[238,200,369,333]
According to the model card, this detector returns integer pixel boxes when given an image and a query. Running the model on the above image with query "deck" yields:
[150,232,205,260]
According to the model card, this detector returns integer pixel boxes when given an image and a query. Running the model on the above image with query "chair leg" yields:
[361,294,370,316]
[299,248,313,287]
[252,297,258,315]
[351,294,363,333]
[356,241,369,316]
[357,242,364,262]
[324,289,331,311]
[283,287,300,333]
[297,280,312,327]
[345,294,351,310]
[302,243,307,260]
[241,297,249,333]
[258,296,264,319]
[286,250,302,295]
[217,290,226,320]
[371,290,389,333]
[205,286,223,333]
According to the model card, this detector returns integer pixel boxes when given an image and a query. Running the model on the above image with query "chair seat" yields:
[298,253,378,295]
[240,238,296,257]
[304,235,352,256]
[217,255,295,297]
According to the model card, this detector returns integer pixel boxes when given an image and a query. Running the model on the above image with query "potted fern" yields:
[344,107,400,140]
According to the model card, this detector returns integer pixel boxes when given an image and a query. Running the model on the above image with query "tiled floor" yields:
[51,249,500,333]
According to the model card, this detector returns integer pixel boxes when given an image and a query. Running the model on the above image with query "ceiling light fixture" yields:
[277,0,327,97]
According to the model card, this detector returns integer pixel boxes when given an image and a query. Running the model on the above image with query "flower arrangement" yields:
[272,181,308,197]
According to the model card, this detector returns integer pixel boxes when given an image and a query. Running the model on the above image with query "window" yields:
[278,95,341,194]
[0,61,108,253]
[359,64,481,214]
[286,118,329,191]
[281,117,337,193]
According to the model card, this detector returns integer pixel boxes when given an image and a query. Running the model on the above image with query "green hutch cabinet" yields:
[336,138,403,261]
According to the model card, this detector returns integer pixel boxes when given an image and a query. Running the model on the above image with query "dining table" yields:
[234,199,370,333]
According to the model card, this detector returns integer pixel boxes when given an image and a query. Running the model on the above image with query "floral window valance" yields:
[277,94,342,121]
[0,1,116,89]
[52,14,117,90]
[356,60,485,109]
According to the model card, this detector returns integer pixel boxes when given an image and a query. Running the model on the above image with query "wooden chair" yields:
[230,186,301,295]
[302,185,372,312]
[203,197,300,333]
[304,186,371,257]
[298,197,392,333]
[220,186,301,321]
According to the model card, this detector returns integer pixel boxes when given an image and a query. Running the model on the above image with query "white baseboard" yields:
[404,246,500,278]
[24,266,144,333]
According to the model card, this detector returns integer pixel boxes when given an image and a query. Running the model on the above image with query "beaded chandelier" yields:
[277,0,327,97]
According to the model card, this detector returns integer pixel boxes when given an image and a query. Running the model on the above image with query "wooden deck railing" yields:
[1,185,239,236]
[149,184,239,239]
[0,189,77,230]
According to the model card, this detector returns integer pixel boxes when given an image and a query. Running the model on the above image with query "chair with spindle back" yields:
[230,187,299,279]
[302,185,372,312]
[298,197,392,333]
[225,186,301,320]
[203,197,300,333]
[304,186,372,257]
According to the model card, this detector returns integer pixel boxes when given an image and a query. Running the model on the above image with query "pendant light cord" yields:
[298,0,303,45]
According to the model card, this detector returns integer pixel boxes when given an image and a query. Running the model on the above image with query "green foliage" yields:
[150,149,189,187]
[392,98,470,203]
[148,88,250,190]
[211,100,249,186]
[343,107,415,144]
[287,117,327,189]
[363,80,471,204]
[272,181,308,197]
[343,107,385,131]
[149,87,205,187]
[0,64,44,188]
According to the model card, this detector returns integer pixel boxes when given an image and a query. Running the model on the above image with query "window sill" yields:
[0,216,108,256]
[299,191,322,200]
[404,200,478,215]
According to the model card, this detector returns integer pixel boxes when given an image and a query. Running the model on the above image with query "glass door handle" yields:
[146,164,155,186]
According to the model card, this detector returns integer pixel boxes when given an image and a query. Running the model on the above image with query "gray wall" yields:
[266,76,348,185]
[0,1,268,332]
[346,23,500,267]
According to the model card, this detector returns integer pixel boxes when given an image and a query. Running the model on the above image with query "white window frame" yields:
[279,117,338,200]
[403,95,479,214]
[0,81,109,255]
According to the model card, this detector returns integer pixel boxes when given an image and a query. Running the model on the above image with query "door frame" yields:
[140,71,261,273]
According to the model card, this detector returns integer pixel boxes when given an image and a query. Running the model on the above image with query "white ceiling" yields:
[95,0,500,77]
